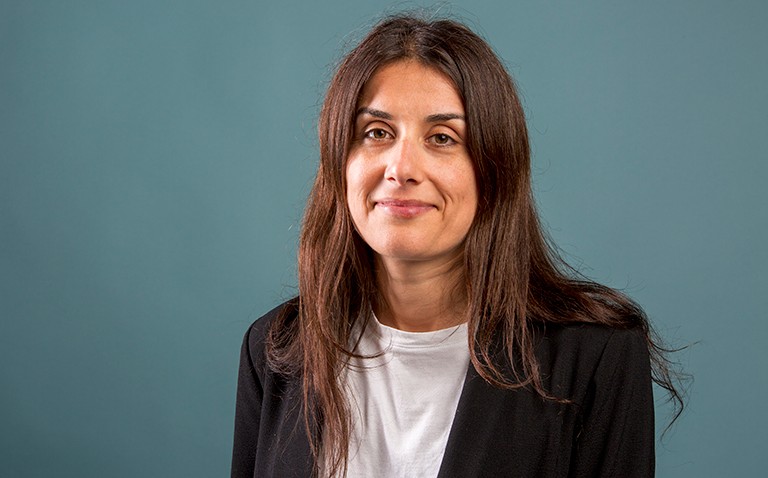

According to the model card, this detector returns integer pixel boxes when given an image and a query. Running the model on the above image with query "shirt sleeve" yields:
[569,327,655,477]
[231,324,263,478]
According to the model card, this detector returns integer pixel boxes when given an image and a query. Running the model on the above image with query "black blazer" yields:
[232,300,655,477]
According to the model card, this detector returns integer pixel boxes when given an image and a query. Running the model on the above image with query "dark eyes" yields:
[365,128,390,140]
[363,128,457,146]
[431,133,453,145]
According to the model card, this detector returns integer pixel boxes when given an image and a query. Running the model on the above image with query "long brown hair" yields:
[267,13,685,477]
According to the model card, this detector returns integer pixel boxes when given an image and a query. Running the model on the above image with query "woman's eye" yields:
[431,133,455,146]
[365,128,390,140]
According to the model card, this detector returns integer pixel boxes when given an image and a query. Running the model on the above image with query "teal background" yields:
[1,1,766,476]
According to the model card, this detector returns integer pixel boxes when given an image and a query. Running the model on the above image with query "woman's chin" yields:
[371,244,465,268]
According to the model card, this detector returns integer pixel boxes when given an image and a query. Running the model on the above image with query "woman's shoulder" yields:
[241,297,299,366]
[247,297,299,335]
[533,322,651,392]
[539,321,647,355]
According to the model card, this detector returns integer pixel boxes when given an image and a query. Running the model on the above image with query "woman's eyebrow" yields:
[356,108,465,123]
[426,113,465,123]
[356,107,392,120]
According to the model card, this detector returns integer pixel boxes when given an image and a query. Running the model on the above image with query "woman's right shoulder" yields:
[241,297,300,362]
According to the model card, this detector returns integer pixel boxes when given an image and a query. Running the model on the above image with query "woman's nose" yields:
[384,139,424,186]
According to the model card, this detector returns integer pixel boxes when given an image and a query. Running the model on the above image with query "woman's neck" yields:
[373,253,468,332]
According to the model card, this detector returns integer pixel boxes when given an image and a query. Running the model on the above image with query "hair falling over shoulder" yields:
[265,13,688,478]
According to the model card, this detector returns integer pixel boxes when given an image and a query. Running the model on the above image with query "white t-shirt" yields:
[341,315,470,478]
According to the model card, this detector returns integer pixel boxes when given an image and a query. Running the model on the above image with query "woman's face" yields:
[346,60,478,267]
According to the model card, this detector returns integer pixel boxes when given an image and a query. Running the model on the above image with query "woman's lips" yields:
[375,199,435,218]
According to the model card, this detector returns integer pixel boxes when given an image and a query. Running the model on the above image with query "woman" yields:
[232,14,683,478]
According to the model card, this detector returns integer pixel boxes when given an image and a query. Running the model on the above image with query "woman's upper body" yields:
[232,299,655,478]
[232,13,682,478]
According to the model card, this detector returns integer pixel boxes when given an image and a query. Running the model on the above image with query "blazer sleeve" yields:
[569,328,655,477]
[231,323,263,478]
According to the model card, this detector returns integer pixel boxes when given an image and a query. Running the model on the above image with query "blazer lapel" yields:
[437,364,507,477]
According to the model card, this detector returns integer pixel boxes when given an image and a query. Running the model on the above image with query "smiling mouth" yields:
[375,199,435,218]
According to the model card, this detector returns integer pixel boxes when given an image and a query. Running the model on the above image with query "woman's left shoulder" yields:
[538,322,648,358]
[534,323,651,392]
